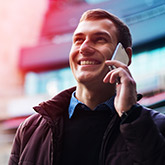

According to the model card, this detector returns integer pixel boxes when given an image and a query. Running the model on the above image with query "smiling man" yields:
[9,9,165,165]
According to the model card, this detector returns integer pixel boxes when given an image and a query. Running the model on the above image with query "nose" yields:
[79,40,95,55]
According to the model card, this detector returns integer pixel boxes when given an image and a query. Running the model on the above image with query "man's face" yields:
[69,19,118,84]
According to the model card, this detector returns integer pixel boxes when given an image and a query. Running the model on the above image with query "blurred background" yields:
[0,0,165,164]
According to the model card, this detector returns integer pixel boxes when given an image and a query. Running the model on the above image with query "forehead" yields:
[74,19,117,37]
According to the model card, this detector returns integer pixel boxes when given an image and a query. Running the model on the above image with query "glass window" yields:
[130,46,165,93]
[24,67,76,96]
[24,46,165,96]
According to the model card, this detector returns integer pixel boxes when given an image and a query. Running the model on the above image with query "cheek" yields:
[101,48,113,60]
[69,47,79,69]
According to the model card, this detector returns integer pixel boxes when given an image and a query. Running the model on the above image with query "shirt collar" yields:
[68,91,115,119]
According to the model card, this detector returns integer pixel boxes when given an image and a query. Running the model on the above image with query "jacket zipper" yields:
[50,131,54,165]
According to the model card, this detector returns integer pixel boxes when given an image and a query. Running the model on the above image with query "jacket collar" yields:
[33,86,76,124]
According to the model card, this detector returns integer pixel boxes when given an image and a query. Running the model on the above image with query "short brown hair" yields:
[79,9,132,48]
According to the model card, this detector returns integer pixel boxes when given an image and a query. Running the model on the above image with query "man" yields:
[9,9,165,165]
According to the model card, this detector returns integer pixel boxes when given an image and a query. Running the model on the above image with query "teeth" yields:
[80,61,97,65]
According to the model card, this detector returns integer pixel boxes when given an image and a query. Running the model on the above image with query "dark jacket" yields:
[9,87,165,165]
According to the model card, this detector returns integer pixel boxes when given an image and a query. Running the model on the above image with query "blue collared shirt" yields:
[68,91,115,118]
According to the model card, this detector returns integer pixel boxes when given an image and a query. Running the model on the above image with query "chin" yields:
[77,75,103,85]
[74,69,107,84]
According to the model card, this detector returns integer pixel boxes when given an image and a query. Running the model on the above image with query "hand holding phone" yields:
[109,43,129,70]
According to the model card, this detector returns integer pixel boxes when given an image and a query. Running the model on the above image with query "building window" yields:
[24,67,76,96]
[130,46,165,94]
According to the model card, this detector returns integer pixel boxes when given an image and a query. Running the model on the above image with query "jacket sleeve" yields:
[120,105,165,165]
[8,121,24,165]
[8,114,42,165]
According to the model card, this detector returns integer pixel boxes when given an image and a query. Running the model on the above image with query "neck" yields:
[75,82,115,110]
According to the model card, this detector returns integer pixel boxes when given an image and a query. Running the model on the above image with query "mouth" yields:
[79,60,100,65]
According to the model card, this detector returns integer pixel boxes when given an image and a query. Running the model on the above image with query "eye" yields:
[73,37,84,44]
[96,37,107,43]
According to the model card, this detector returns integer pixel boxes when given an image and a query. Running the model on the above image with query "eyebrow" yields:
[73,31,113,41]
[73,32,84,37]
[94,32,112,39]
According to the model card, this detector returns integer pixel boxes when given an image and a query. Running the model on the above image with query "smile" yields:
[80,60,100,65]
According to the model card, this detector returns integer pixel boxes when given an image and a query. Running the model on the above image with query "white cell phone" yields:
[109,43,129,70]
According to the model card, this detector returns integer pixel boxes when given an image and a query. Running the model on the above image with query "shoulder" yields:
[14,113,52,147]
[141,106,165,122]
[149,108,165,135]
[23,113,44,126]
[18,113,47,134]
[141,106,165,136]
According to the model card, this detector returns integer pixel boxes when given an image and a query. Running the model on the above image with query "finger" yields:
[103,71,112,83]
[105,60,126,68]
[104,67,132,85]
[105,60,132,77]
[103,69,121,84]
[110,69,123,84]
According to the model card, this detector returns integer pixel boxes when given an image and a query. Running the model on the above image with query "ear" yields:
[126,47,132,66]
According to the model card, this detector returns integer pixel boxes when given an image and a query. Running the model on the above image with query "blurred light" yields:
[24,67,76,96]
[85,0,109,4]
[52,33,73,44]
[130,46,165,93]
[46,79,58,96]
